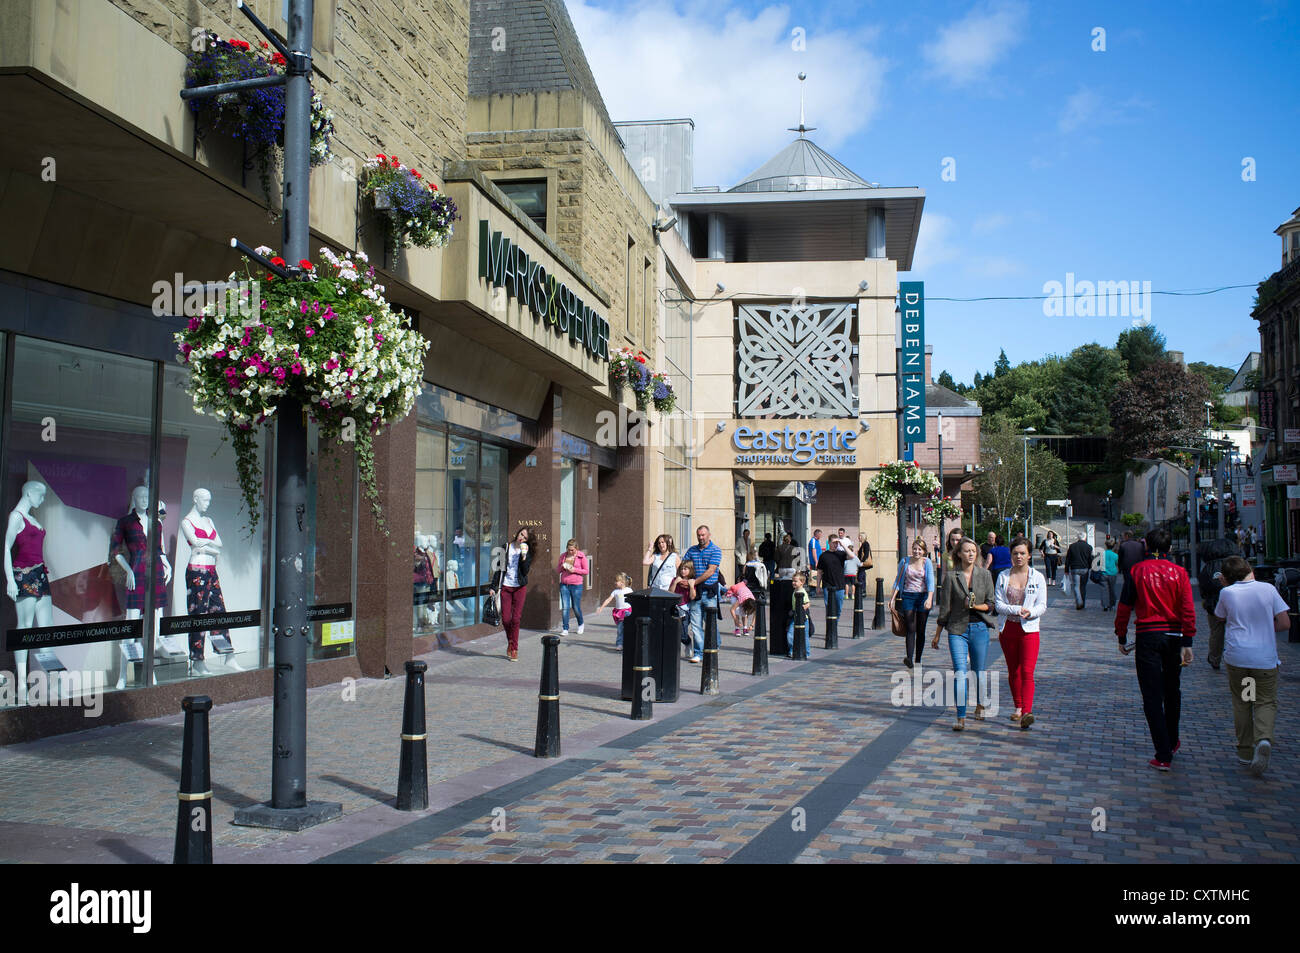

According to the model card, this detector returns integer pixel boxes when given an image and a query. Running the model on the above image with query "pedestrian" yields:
[681,525,723,664]
[1101,539,1120,610]
[556,538,589,636]
[984,532,1011,579]
[890,537,935,669]
[940,527,963,582]
[596,572,634,648]
[1213,555,1288,775]
[842,541,860,600]
[743,547,768,592]
[1197,537,1239,670]
[933,538,995,731]
[817,535,849,635]
[1039,529,1061,586]
[786,570,815,658]
[643,533,679,591]
[489,527,533,662]
[1064,531,1093,610]
[994,537,1047,729]
[776,532,797,577]
[671,561,697,659]
[758,532,777,582]
[807,529,826,594]
[735,527,752,582]
[1115,527,1197,771]
[856,532,873,593]
[1118,530,1145,587]
[723,575,758,636]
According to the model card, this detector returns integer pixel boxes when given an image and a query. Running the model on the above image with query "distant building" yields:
[1221,352,1260,412]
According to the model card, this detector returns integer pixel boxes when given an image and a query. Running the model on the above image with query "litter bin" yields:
[621,587,682,702]
[769,579,793,656]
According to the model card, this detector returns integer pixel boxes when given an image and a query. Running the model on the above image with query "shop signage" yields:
[1285,429,1300,443]
[1288,485,1300,500]
[732,425,858,465]
[1259,388,1275,430]
[1274,465,1298,483]
[6,619,142,651]
[1197,476,1213,488]
[478,220,609,362]
[321,621,355,646]
[160,610,260,635]
[899,282,926,443]
[308,602,353,621]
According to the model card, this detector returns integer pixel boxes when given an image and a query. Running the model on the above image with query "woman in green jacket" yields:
[933,538,997,731]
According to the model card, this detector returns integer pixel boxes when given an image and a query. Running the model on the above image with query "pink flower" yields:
[300,301,308,314]
[365,315,374,325]
[323,307,335,321]
[272,367,286,382]
[375,334,384,344]
[291,362,304,375]
[312,301,320,313]
[186,317,200,331]
[305,327,315,337]
[261,300,268,309]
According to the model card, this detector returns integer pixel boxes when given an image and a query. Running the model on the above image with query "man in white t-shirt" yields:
[1214,556,1289,776]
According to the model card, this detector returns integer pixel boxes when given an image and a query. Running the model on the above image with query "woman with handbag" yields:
[891,538,935,669]
[489,528,533,662]
[933,538,996,731]
[642,534,679,591]
[994,537,1048,729]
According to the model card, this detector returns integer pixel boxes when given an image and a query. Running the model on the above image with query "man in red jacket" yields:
[1115,527,1196,771]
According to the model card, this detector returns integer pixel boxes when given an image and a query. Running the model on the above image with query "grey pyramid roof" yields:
[729,137,871,193]
[469,0,613,126]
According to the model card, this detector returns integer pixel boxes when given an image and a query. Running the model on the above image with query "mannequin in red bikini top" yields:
[4,480,53,706]
[181,488,222,569]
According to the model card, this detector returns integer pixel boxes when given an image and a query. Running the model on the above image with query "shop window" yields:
[446,435,481,630]
[497,180,547,232]
[413,427,447,635]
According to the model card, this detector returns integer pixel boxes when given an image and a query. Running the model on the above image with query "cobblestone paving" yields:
[353,589,1299,864]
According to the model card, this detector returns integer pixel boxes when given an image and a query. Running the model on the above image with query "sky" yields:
[566,0,1300,384]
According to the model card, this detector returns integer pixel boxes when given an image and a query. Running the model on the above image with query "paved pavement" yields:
[1,584,1296,863]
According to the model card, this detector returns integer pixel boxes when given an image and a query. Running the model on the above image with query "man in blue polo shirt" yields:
[681,524,723,663]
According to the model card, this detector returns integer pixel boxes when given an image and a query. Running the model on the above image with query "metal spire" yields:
[788,72,816,137]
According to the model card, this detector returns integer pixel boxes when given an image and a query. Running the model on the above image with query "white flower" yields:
[255,245,273,257]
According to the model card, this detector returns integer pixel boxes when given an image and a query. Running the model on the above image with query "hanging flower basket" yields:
[864,460,942,513]
[651,371,676,414]
[608,346,644,390]
[173,246,429,531]
[361,154,458,254]
[184,31,334,206]
[921,496,962,525]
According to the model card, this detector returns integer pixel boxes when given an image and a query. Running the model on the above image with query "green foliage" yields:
[1120,512,1145,528]
[1187,361,1235,394]
[1116,324,1167,376]
[993,349,1011,377]
[937,369,960,392]
[1108,360,1212,462]
[967,341,1126,436]
[972,423,1069,524]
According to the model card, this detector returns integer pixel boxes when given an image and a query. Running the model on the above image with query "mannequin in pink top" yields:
[180,488,243,676]
[4,481,53,706]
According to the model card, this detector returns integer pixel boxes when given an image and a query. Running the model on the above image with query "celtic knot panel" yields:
[736,303,857,418]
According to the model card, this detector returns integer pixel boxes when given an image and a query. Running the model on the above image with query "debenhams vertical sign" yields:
[478,220,610,362]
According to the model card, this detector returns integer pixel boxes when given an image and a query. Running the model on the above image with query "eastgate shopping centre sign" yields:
[732,424,858,465]
[478,220,609,362]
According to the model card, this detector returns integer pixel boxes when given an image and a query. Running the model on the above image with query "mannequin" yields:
[180,488,241,675]
[110,485,171,690]
[428,532,441,626]
[412,532,432,631]
[4,481,53,706]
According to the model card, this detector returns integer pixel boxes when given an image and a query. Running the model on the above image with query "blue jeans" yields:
[824,587,844,626]
[785,612,815,658]
[1071,569,1090,608]
[560,583,584,630]
[688,590,719,659]
[948,622,990,718]
[615,618,624,648]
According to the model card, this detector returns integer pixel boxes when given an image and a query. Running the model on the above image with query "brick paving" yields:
[1,587,1296,864]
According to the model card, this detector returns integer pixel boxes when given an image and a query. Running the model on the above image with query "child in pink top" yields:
[724,580,757,635]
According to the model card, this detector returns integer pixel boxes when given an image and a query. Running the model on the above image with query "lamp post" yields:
[1022,427,1036,541]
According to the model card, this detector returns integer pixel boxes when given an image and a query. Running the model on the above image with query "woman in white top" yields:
[994,536,1048,729]
[643,534,679,591]
[1213,555,1289,775]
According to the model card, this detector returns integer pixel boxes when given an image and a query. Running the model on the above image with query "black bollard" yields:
[752,589,769,676]
[701,604,720,695]
[871,578,886,630]
[792,599,808,660]
[825,591,839,650]
[534,634,561,758]
[396,660,428,811]
[174,695,213,865]
[852,579,865,639]
[630,617,654,721]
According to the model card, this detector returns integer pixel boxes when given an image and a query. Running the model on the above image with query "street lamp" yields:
[1022,427,1036,541]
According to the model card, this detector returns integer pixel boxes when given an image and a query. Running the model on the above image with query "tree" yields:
[1050,343,1128,435]
[1116,324,1167,377]
[973,371,983,388]
[1187,361,1235,395]
[993,349,1011,377]
[937,369,959,392]
[1109,360,1212,461]
[973,424,1069,533]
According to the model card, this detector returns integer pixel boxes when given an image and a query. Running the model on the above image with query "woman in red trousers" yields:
[490,527,533,662]
[994,537,1048,729]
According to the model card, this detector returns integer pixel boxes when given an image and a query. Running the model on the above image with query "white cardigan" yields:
[993,567,1048,633]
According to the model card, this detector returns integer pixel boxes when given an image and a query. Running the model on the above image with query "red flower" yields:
[270,51,286,67]
[270,256,286,267]
[412,170,422,179]
[636,356,647,364]
[377,154,388,163]
[298,259,314,270]
[229,39,250,50]
[390,156,399,166]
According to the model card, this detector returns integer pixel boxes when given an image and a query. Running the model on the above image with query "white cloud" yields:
[972,212,1011,234]
[912,212,960,273]
[567,2,888,188]
[922,0,1027,87]
[1058,87,1101,134]
[1058,86,1155,134]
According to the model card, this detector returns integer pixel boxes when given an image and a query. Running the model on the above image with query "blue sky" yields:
[568,0,1299,383]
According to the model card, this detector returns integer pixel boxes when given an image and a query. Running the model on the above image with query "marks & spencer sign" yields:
[478,220,609,362]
